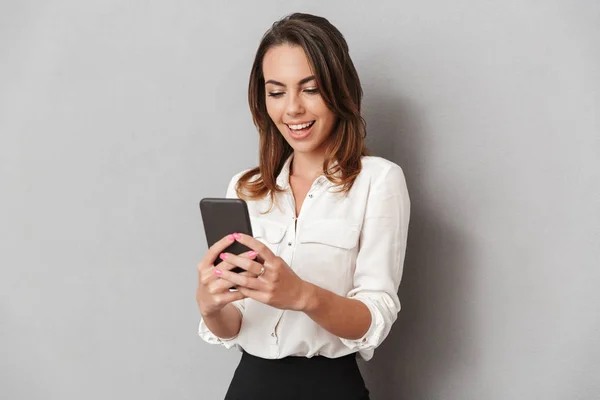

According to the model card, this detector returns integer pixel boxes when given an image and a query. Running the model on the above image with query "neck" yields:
[290,152,326,181]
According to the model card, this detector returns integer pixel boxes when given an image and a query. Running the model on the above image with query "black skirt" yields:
[224,351,370,400]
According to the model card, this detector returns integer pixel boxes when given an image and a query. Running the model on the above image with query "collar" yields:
[275,154,294,190]
[275,154,339,190]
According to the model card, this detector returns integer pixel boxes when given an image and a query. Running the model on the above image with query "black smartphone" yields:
[199,198,253,273]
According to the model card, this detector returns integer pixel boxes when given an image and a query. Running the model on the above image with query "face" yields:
[262,44,337,157]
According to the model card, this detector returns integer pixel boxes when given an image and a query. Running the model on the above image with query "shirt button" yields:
[288,242,292,246]
[271,332,276,337]
[308,194,313,198]
[362,337,367,343]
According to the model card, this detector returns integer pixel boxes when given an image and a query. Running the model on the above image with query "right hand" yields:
[196,233,257,318]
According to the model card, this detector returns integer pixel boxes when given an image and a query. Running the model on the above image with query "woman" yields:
[196,12,410,400]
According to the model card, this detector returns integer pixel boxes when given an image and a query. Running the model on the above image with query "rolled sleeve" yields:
[198,299,245,349]
[340,164,411,359]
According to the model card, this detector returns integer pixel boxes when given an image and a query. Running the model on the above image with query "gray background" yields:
[1,1,599,399]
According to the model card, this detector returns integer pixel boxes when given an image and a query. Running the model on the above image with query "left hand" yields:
[213,233,313,311]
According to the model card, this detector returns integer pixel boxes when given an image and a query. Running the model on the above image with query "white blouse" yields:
[198,155,410,361]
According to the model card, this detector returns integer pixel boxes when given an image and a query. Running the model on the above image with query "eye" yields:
[304,88,319,94]
[268,92,284,98]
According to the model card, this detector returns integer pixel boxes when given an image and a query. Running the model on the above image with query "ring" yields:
[257,266,265,277]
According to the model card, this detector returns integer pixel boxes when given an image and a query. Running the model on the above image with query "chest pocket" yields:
[296,219,360,292]
[250,217,287,256]
[299,219,360,249]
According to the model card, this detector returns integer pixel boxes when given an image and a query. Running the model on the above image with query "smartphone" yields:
[199,198,253,273]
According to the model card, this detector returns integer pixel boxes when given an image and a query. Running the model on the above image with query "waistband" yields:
[240,350,358,366]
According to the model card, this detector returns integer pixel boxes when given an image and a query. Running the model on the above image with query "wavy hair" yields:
[236,13,369,207]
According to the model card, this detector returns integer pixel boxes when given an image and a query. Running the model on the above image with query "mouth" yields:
[285,120,316,139]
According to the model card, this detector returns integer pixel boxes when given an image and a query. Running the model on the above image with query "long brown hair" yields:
[236,13,369,207]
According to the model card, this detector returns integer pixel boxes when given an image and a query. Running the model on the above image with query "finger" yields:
[241,249,264,264]
[233,233,275,263]
[205,268,258,294]
[219,250,259,263]
[200,248,261,287]
[214,267,264,291]
[199,234,237,270]
[219,252,263,276]
[236,286,271,305]
[207,274,238,293]
[213,289,246,307]
[200,259,245,286]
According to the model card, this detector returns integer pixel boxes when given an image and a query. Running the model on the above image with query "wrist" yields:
[299,281,319,312]
[200,306,223,320]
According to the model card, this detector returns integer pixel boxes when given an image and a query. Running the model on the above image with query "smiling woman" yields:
[263,47,338,153]
[242,13,369,204]
[195,12,410,400]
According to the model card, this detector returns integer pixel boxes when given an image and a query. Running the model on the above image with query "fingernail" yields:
[233,233,242,240]
[214,269,222,276]
[248,251,257,258]
[227,234,235,241]
[219,253,228,260]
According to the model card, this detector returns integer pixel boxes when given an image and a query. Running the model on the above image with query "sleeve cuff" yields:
[197,302,244,350]
[339,297,385,352]
[198,319,240,349]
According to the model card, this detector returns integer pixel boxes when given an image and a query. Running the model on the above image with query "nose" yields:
[285,91,304,117]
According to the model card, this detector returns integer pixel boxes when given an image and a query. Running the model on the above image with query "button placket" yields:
[306,177,325,200]
[269,329,278,347]
[269,310,285,352]
[286,219,296,249]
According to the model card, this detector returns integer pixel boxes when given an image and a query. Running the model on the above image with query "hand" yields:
[213,233,313,311]
[196,233,258,317]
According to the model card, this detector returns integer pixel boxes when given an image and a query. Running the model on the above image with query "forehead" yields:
[262,44,313,82]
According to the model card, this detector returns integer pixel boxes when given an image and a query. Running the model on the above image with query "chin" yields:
[292,142,326,155]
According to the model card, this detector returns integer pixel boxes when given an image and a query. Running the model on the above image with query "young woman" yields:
[196,13,410,400]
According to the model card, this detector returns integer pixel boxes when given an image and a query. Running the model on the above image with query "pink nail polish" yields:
[248,251,257,258]
[214,269,222,276]
[219,253,227,260]
[227,234,235,241]
[233,233,242,240]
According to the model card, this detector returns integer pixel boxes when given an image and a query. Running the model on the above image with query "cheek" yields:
[265,101,284,124]
[312,99,333,122]
[318,108,336,131]
[264,100,274,118]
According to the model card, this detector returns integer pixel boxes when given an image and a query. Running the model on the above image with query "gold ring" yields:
[257,266,265,277]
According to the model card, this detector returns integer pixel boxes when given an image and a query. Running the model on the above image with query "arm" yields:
[304,164,411,348]
[198,299,246,347]
[200,302,243,340]
[197,171,248,347]
[301,283,372,340]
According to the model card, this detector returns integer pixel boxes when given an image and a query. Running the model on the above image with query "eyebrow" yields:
[265,75,316,87]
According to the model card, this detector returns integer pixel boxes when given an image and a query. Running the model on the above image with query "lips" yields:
[285,120,315,130]
[285,120,315,140]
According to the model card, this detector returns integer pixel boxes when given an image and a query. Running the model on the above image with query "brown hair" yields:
[236,12,369,207]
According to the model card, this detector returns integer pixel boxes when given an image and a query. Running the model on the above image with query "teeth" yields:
[288,121,314,130]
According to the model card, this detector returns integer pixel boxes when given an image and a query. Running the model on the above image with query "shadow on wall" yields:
[357,88,475,400]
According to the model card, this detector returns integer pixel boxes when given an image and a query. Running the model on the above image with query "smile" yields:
[285,120,316,139]
[286,121,315,131]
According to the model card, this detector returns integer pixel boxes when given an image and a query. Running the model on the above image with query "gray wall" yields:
[1,1,598,399]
